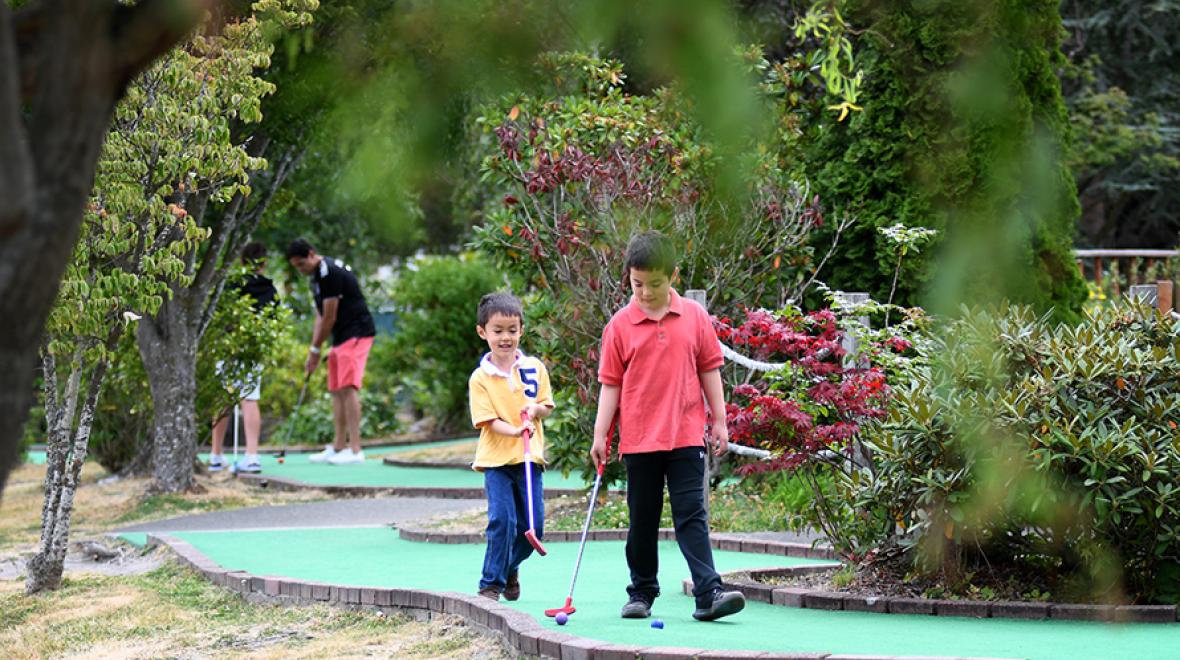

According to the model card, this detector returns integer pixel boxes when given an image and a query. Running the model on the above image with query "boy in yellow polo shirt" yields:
[469,292,554,601]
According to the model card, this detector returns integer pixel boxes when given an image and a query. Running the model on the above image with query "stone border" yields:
[696,566,1178,624]
[146,533,1018,660]
[383,456,471,469]
[198,430,478,457]
[235,472,615,500]
[395,523,839,561]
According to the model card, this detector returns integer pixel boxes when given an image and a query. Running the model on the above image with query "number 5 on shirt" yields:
[519,367,539,398]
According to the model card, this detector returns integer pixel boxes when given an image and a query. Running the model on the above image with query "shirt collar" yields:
[316,257,329,278]
[480,350,527,378]
[626,288,684,324]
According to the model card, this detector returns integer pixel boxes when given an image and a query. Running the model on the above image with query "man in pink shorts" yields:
[286,239,377,465]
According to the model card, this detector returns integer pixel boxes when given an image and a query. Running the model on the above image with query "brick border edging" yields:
[201,430,477,456]
[383,457,472,469]
[395,524,839,561]
[693,567,1179,624]
[145,533,1018,660]
[234,472,618,500]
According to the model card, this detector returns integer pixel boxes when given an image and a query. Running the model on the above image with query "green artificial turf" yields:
[170,526,1180,659]
[199,438,592,490]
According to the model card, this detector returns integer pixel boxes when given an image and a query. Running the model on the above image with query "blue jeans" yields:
[479,463,544,591]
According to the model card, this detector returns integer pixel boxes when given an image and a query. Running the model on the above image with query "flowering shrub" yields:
[713,297,930,560]
[469,52,849,479]
[717,308,892,473]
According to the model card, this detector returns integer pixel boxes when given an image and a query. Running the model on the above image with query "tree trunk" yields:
[138,292,201,493]
[0,2,202,500]
[27,348,109,593]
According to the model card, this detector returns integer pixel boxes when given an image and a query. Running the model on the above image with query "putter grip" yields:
[519,410,531,446]
[596,420,616,476]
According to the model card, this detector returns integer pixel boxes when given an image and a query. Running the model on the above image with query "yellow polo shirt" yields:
[469,351,555,471]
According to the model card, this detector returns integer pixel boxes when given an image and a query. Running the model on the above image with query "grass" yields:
[396,440,478,464]
[0,563,508,659]
[0,460,327,556]
[0,458,509,659]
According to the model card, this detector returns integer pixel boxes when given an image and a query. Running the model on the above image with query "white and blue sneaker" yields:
[207,455,227,472]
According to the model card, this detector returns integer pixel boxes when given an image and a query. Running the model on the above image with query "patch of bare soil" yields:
[751,553,1083,603]
[394,440,479,466]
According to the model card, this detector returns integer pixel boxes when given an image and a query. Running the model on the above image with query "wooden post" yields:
[833,292,871,369]
[685,289,712,514]
[1157,280,1173,314]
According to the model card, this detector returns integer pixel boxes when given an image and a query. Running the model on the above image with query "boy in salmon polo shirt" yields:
[590,230,746,622]
[469,292,554,601]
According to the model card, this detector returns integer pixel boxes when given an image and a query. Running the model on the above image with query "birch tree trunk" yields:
[26,346,111,593]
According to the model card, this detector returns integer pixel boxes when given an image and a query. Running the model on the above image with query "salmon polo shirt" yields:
[598,289,724,455]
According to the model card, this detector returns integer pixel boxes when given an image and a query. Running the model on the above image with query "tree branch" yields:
[108,0,206,98]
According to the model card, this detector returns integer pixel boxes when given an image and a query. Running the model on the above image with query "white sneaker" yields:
[235,454,262,473]
[308,445,338,463]
[327,448,365,465]
[208,455,227,472]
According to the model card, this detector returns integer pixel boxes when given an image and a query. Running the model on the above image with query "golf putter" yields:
[229,403,240,474]
[277,372,311,464]
[520,410,547,556]
[545,416,617,617]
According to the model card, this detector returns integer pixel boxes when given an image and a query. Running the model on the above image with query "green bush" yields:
[857,303,1180,603]
[807,0,1086,320]
[89,282,293,472]
[88,332,154,473]
[383,253,505,432]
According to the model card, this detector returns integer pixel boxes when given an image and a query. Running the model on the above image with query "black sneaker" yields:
[692,589,746,621]
[620,593,653,619]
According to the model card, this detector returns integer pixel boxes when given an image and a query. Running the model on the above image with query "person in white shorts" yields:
[208,242,278,474]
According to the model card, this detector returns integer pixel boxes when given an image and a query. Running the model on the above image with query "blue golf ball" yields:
[555,612,568,625]
[651,619,664,629]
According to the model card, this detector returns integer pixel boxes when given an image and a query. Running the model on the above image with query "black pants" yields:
[624,446,721,607]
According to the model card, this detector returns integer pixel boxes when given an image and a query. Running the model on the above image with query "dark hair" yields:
[285,238,314,259]
[477,292,524,327]
[624,230,677,277]
[241,241,267,265]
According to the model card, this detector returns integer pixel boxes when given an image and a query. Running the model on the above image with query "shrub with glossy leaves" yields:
[863,303,1180,603]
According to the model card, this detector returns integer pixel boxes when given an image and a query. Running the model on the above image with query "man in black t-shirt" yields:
[209,241,279,474]
[286,238,377,465]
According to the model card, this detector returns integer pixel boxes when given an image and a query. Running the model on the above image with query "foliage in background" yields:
[381,254,505,432]
[195,284,295,430]
[805,0,1086,320]
[469,52,851,480]
[1061,0,1180,248]
[91,274,293,473]
[853,304,1180,604]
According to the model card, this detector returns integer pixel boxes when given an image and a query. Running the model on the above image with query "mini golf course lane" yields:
[168,526,1180,659]
[199,438,593,490]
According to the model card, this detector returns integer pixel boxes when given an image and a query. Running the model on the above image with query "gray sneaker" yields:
[620,593,652,619]
[692,589,746,621]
